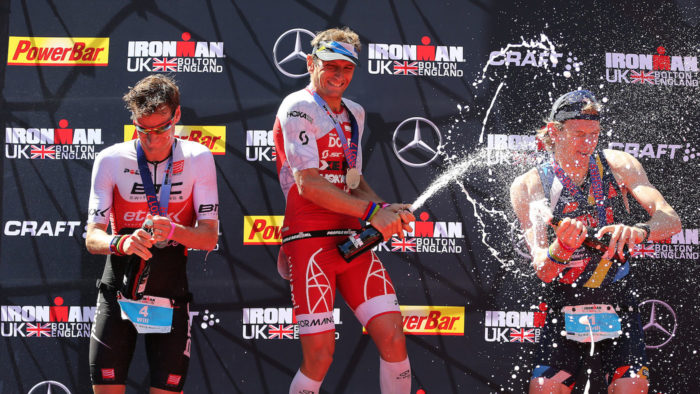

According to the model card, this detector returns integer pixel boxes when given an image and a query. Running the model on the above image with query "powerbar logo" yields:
[607,141,697,163]
[363,306,464,335]
[631,229,699,260]
[5,119,104,160]
[368,36,465,77]
[7,36,109,66]
[484,307,546,343]
[244,216,283,245]
[1,297,94,338]
[242,307,341,339]
[124,125,226,155]
[127,32,224,73]
[246,130,276,162]
[604,46,699,86]
[374,212,464,254]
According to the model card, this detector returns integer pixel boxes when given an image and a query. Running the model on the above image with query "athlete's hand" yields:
[122,229,154,260]
[149,214,175,243]
[370,207,406,241]
[554,217,587,251]
[596,224,645,260]
[384,203,415,234]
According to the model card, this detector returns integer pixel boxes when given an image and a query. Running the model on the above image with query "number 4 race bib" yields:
[117,292,174,334]
[562,304,621,343]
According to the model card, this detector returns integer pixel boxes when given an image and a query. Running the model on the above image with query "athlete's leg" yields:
[529,378,573,394]
[366,312,407,362]
[299,331,336,380]
[607,377,648,394]
[93,386,125,394]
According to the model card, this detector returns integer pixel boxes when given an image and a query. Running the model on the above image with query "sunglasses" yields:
[133,113,176,134]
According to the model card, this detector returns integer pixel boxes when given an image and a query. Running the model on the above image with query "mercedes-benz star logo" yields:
[28,380,72,394]
[639,299,677,349]
[392,117,442,167]
[273,28,315,78]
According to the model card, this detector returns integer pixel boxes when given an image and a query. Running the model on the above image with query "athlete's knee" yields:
[607,377,649,394]
[529,377,571,394]
[301,337,335,372]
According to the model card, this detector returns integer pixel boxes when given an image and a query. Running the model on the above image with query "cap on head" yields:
[312,40,360,66]
[549,89,601,122]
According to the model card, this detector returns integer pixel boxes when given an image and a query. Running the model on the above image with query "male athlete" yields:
[273,27,414,394]
[86,74,219,393]
[510,89,681,394]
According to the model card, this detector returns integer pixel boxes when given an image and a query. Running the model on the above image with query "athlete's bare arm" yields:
[86,222,154,260]
[598,149,682,257]
[510,170,588,282]
[294,169,412,240]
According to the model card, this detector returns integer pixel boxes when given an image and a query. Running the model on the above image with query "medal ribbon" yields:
[551,153,610,226]
[308,89,359,169]
[136,140,175,217]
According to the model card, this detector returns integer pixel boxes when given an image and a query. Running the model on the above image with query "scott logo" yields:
[243,216,283,245]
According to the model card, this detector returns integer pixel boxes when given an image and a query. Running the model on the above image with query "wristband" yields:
[166,221,177,240]
[634,223,651,243]
[547,243,570,265]
[110,235,126,256]
[368,205,381,221]
[116,235,128,255]
[556,238,577,252]
[362,201,378,222]
[379,202,391,209]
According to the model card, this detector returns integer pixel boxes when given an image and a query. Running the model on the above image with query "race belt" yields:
[117,292,174,334]
[282,229,357,244]
[562,303,621,343]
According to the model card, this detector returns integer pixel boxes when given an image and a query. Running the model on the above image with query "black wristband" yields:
[634,223,651,243]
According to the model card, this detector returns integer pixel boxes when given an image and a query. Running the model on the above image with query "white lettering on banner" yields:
[608,142,687,160]
[3,221,82,237]
[127,33,225,74]
[241,308,342,340]
[603,47,699,87]
[246,130,276,162]
[487,50,563,68]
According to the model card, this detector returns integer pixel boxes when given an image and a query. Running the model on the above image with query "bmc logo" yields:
[243,216,284,245]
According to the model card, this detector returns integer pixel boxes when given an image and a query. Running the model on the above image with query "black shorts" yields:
[89,288,192,391]
[531,303,649,389]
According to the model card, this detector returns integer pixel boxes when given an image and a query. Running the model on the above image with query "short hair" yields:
[536,101,601,152]
[123,74,180,120]
[311,27,361,54]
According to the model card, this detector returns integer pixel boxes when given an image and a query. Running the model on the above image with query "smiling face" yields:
[552,119,601,168]
[307,56,355,102]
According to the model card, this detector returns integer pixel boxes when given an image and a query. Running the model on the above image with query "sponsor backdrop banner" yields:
[1,1,698,393]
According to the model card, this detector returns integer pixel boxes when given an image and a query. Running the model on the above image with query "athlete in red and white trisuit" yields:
[273,27,414,394]
[86,75,218,394]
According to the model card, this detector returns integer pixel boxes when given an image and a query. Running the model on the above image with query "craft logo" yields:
[374,211,464,254]
[607,141,697,163]
[484,306,546,343]
[604,46,699,87]
[632,229,699,260]
[127,32,225,73]
[368,36,466,77]
[1,297,94,338]
[123,125,226,155]
[4,220,82,237]
[246,129,276,162]
[362,306,464,335]
[8,36,109,66]
[5,119,104,160]
[242,307,342,340]
[487,49,564,69]
[244,216,284,245]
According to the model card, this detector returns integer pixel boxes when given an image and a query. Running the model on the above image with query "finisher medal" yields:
[346,167,361,189]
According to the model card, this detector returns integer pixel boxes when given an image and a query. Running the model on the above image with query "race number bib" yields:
[117,292,174,334]
[562,304,621,343]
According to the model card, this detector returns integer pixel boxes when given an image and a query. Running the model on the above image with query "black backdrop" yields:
[1,1,698,393]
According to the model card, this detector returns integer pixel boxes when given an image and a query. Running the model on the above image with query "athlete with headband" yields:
[86,74,219,393]
[273,27,414,394]
[510,90,681,393]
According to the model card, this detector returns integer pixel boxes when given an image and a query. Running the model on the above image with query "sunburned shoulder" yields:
[602,148,644,175]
